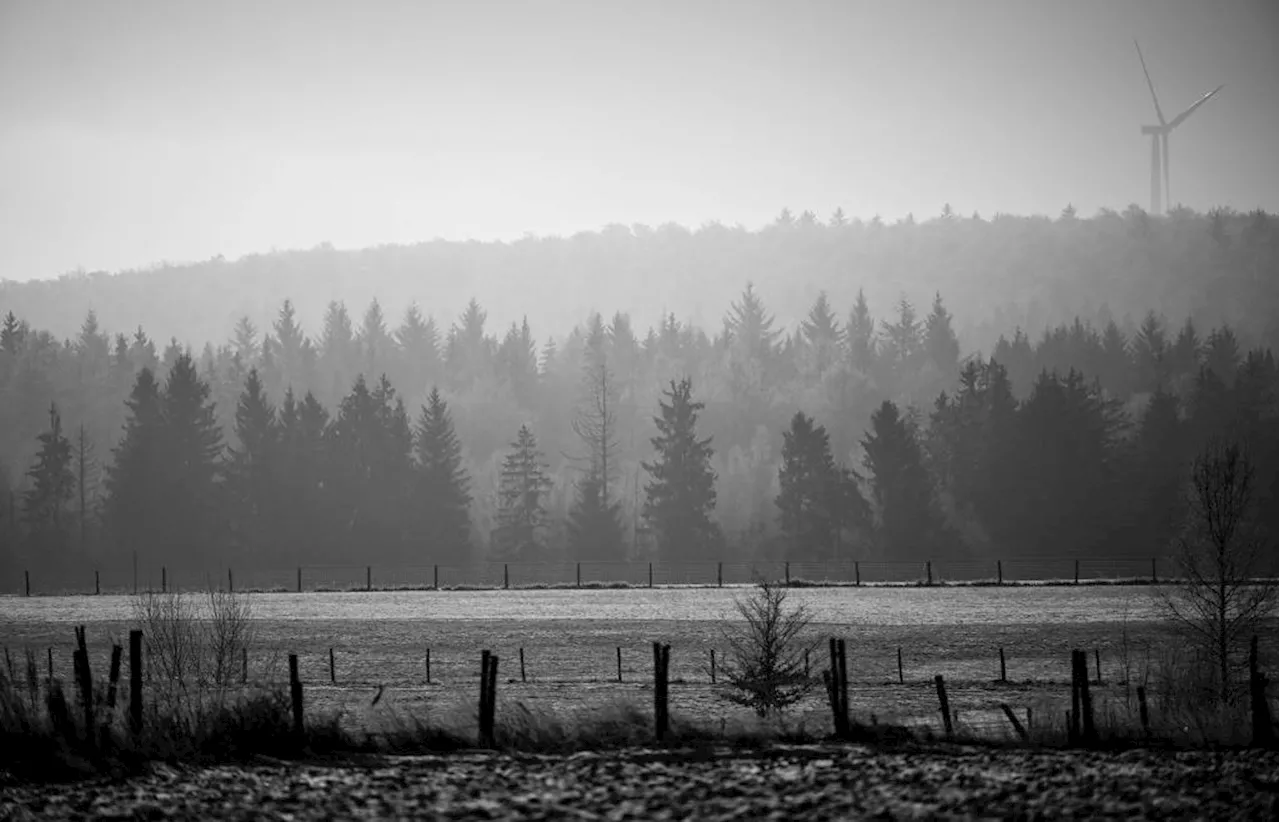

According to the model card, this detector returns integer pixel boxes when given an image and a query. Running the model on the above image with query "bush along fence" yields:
[15,555,1271,597]
[9,629,1276,755]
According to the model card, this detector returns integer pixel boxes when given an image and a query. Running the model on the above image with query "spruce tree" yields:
[22,402,75,553]
[862,400,948,561]
[493,424,553,561]
[226,368,278,562]
[776,412,866,561]
[414,387,472,563]
[642,378,721,562]
[161,353,227,560]
[923,292,961,379]
[104,368,166,564]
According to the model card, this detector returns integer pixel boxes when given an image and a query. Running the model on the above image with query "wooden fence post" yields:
[129,629,143,736]
[897,646,904,684]
[1000,703,1028,741]
[653,642,670,742]
[1251,635,1275,748]
[648,563,653,588]
[717,562,722,587]
[425,648,431,684]
[926,561,933,586]
[479,650,492,747]
[710,649,716,684]
[329,647,336,684]
[1094,649,1102,685]
[24,570,29,597]
[1074,559,1080,585]
[935,675,953,738]
[95,570,100,596]
[242,647,248,685]
[1136,685,1150,738]
[1151,558,1157,584]
[785,561,790,585]
[47,647,53,682]
[1069,650,1080,744]
[105,643,122,713]
[289,654,303,736]
[617,646,622,683]
[296,566,302,593]
[837,638,849,733]
[519,647,526,683]
[504,564,509,590]
[485,652,499,747]
[366,565,371,592]
[228,568,233,593]
[997,560,1003,586]
[804,648,810,679]
[434,565,439,590]
[999,647,1007,683]
[161,566,166,593]
[855,561,861,587]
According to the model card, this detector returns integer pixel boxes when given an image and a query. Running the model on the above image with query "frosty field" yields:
[8,584,1264,739]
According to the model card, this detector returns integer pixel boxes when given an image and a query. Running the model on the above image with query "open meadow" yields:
[3,585,1275,740]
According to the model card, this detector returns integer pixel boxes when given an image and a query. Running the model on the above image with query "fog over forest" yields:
[0,1,1276,586]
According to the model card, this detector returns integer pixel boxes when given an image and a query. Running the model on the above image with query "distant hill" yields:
[1,206,1275,354]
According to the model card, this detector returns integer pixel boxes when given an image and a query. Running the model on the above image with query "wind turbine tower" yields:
[1134,40,1224,215]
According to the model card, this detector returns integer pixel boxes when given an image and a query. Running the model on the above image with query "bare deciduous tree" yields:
[1160,439,1276,703]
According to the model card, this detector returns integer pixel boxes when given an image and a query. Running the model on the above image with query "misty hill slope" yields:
[2,207,1275,353]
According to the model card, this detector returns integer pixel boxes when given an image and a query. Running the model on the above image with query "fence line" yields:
[8,555,1271,597]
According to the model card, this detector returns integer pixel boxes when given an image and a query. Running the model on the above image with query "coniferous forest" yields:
[0,208,1276,582]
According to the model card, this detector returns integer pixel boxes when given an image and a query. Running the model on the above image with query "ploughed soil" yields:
[2,745,1275,821]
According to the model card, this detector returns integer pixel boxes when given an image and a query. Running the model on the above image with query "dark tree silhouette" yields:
[642,378,720,562]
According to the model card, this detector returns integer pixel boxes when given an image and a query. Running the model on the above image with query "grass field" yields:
[1,585,1275,743]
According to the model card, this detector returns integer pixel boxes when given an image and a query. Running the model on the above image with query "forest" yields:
[0,206,1276,579]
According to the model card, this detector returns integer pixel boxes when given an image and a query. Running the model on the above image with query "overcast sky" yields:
[1,0,1275,280]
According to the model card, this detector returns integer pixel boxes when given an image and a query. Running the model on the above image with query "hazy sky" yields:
[1,0,1275,280]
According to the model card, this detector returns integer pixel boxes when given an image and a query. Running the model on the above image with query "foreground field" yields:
[2,745,1275,820]
[2,586,1274,741]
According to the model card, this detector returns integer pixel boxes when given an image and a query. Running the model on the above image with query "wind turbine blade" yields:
[1162,133,1170,213]
[1134,39,1166,125]
[1168,84,1225,129]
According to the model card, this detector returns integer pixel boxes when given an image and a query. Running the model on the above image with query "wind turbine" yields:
[1134,40,1224,215]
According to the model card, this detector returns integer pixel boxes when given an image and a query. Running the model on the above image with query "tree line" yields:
[1,285,1274,577]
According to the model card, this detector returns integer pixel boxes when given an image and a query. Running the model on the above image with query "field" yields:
[3,585,1273,740]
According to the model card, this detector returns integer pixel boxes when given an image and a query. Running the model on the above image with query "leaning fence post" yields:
[289,654,304,736]
[105,643,123,714]
[1094,648,1102,685]
[129,629,143,736]
[837,638,849,733]
[1000,703,1028,741]
[935,675,953,738]
[47,647,53,682]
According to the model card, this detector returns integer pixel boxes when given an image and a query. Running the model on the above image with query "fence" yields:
[4,555,1254,597]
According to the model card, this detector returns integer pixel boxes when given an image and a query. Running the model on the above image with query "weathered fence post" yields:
[519,647,526,683]
[785,561,790,585]
[653,642,670,742]
[105,643,122,713]
[425,648,431,684]
[95,570,100,596]
[504,564,509,590]
[366,565,371,592]
[709,649,716,684]
[837,638,849,731]
[129,629,143,736]
[997,560,1003,586]
[329,647,336,684]
[897,646,904,684]
[161,566,166,593]
[576,563,581,588]
[855,561,861,587]
[648,562,653,588]
[73,626,94,746]
[227,568,233,593]
[242,647,248,685]
[1094,648,1102,685]
[825,637,849,737]
[1000,703,1028,741]
[24,570,29,597]
[617,646,622,683]
[1150,558,1157,584]
[999,647,1007,683]
[926,561,933,586]
[47,647,53,682]
[717,562,722,587]
[433,565,439,590]
[935,675,953,738]
[1251,635,1275,748]
[1069,650,1081,744]
[485,652,499,747]
[296,566,302,593]
[1074,559,1080,585]
[289,654,304,736]
[479,650,492,747]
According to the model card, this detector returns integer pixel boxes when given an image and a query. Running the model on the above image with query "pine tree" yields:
[104,368,166,564]
[414,387,472,563]
[862,400,948,560]
[846,289,877,375]
[22,402,75,553]
[800,292,843,377]
[642,378,721,562]
[74,424,99,556]
[493,424,553,561]
[161,353,227,559]
[1132,310,1169,392]
[923,292,961,379]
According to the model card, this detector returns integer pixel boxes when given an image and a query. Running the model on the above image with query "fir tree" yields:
[923,292,961,378]
[846,289,877,375]
[642,378,721,562]
[226,368,278,561]
[800,292,843,376]
[414,387,472,563]
[493,424,553,561]
[22,402,75,552]
[104,368,166,564]
[161,353,227,557]
[775,412,866,561]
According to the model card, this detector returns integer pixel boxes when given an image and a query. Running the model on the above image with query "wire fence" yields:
[8,555,1266,597]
